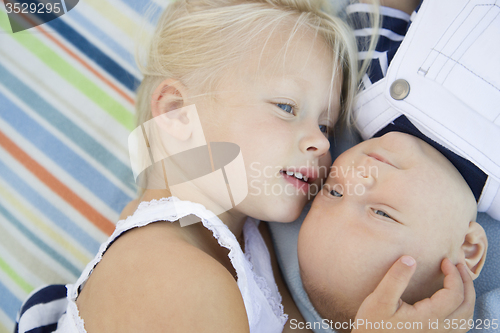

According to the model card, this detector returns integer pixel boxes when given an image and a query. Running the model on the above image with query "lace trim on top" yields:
[244,221,288,325]
[135,197,174,211]
[68,197,286,330]
[67,297,86,332]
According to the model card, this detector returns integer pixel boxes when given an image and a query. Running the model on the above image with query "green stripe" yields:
[0,22,135,131]
[0,256,33,294]
[0,8,12,33]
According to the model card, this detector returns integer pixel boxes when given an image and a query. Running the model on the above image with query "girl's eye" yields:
[373,209,392,219]
[330,189,343,197]
[319,125,328,134]
[276,103,294,114]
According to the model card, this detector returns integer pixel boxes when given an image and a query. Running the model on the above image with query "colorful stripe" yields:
[0,159,101,256]
[0,282,21,327]
[0,93,132,215]
[1,23,135,130]
[0,256,33,295]
[0,203,82,278]
[0,63,136,192]
[0,0,167,331]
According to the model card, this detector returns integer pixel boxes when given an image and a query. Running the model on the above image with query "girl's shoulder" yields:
[76,221,250,332]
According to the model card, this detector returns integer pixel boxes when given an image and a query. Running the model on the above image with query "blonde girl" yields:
[18,0,358,332]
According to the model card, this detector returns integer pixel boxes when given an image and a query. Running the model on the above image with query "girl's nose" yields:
[299,127,330,159]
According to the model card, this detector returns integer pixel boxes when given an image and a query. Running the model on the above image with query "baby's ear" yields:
[462,221,488,279]
[150,79,192,141]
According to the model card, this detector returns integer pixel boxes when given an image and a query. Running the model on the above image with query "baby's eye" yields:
[276,103,294,115]
[319,125,328,134]
[330,189,343,197]
[373,209,392,219]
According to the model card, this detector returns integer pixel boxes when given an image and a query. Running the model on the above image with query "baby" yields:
[298,131,488,330]
[273,0,498,330]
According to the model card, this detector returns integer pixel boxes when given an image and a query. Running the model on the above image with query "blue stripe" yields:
[348,12,410,35]
[0,281,21,323]
[0,202,81,278]
[0,63,136,193]
[119,0,162,24]
[18,285,66,317]
[63,9,138,70]
[358,57,385,84]
[356,35,403,53]
[26,323,58,333]
[61,0,68,13]
[45,13,141,92]
[0,159,101,255]
[0,92,133,213]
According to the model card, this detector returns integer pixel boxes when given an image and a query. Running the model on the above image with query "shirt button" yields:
[390,79,410,100]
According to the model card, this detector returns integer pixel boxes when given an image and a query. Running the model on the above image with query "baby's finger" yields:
[447,263,475,321]
[428,259,465,315]
[370,256,417,314]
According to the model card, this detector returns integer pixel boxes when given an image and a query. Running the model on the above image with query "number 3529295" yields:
[5,2,62,14]
[444,319,498,330]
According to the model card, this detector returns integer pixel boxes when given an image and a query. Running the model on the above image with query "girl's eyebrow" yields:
[270,75,309,90]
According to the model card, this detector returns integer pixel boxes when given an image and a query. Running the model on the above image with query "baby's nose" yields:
[347,163,376,192]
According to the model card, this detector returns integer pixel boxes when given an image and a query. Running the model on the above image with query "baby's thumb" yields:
[370,256,417,314]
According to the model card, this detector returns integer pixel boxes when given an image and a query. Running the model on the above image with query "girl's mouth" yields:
[280,170,311,183]
[279,168,318,191]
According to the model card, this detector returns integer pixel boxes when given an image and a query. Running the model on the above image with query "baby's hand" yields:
[352,256,475,332]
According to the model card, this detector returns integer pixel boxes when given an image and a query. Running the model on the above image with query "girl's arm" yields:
[76,222,250,332]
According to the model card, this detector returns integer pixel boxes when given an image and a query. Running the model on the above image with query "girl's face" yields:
[198,26,341,223]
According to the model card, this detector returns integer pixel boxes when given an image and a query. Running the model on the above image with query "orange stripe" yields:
[0,130,115,235]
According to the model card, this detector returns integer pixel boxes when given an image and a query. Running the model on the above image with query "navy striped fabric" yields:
[347,2,487,201]
[346,3,411,86]
[15,285,67,333]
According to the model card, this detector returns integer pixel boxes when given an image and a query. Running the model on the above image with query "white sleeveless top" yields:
[55,197,288,332]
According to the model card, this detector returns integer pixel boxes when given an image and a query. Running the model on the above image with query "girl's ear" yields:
[150,79,192,141]
[151,78,187,118]
[462,221,488,279]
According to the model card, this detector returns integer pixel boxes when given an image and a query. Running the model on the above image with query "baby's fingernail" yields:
[401,256,415,266]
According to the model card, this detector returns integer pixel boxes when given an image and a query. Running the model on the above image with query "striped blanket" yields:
[0,1,166,331]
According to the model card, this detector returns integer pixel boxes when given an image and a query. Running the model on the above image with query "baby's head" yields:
[298,132,488,328]
[133,0,362,222]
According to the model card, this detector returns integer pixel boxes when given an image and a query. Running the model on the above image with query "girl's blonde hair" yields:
[135,0,360,129]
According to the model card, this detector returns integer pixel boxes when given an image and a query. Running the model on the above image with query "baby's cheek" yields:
[403,262,444,304]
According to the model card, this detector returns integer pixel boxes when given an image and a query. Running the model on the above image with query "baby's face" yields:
[298,132,476,321]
